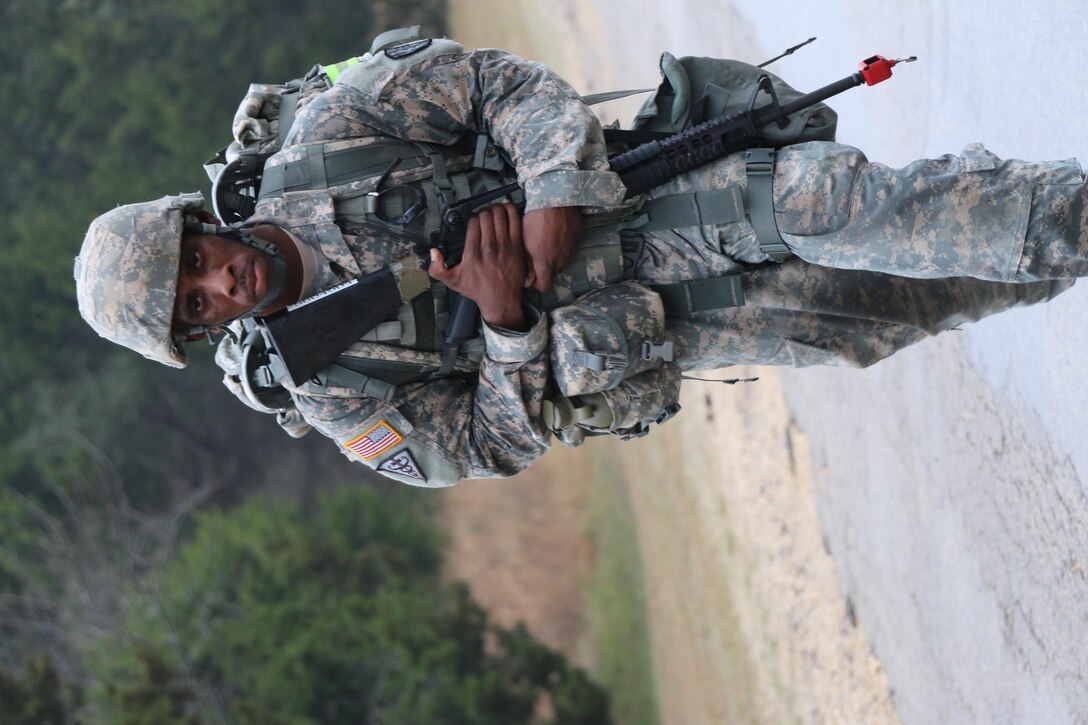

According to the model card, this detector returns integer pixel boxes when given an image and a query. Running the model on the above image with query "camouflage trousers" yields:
[630,141,1082,369]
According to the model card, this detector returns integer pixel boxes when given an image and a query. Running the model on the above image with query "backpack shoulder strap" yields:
[581,88,654,106]
[368,26,421,55]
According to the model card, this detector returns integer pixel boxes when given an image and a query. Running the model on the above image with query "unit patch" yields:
[378,450,427,483]
[343,420,403,460]
[385,39,432,60]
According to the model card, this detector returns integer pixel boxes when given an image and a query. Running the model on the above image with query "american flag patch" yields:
[343,421,403,460]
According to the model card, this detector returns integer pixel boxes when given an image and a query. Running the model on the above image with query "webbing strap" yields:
[359,320,404,342]
[276,89,300,150]
[369,26,420,55]
[650,276,745,314]
[260,142,427,198]
[744,148,792,262]
[638,186,745,232]
[530,242,625,311]
[317,363,398,401]
[582,88,654,105]
[428,344,461,381]
[252,350,399,402]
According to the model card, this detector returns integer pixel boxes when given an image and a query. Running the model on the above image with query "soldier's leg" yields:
[772,142,1088,282]
[668,259,1070,371]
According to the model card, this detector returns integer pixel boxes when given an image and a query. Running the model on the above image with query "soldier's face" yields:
[173,232,273,327]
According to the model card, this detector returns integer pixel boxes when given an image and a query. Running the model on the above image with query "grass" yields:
[581,452,661,725]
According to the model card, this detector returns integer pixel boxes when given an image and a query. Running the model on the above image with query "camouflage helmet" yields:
[74,193,206,368]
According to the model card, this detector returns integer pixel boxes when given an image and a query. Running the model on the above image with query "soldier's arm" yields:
[287,41,619,290]
[291,313,552,487]
[294,40,627,212]
[374,46,625,211]
[293,200,552,486]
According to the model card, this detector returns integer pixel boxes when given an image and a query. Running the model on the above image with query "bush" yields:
[88,487,610,724]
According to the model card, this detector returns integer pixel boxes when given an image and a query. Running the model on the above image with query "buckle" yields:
[744,148,776,175]
[654,403,682,425]
[641,340,675,362]
[573,350,629,372]
[759,241,792,262]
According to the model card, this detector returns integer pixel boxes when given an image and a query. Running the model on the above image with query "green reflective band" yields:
[322,56,361,85]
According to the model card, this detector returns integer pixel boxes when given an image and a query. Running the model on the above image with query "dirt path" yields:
[441,3,899,722]
[619,372,897,723]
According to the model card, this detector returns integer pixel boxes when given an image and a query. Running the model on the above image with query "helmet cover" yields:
[74,193,206,368]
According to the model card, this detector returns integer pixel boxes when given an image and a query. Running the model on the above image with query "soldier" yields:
[75,31,1085,487]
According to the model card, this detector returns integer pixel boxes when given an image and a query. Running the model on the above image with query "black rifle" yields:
[610,54,914,196]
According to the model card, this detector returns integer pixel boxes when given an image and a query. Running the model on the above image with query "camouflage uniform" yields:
[636,142,1076,369]
[77,37,1086,487]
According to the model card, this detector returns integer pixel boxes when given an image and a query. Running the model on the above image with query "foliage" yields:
[0,657,81,725]
[0,0,445,679]
[88,487,610,724]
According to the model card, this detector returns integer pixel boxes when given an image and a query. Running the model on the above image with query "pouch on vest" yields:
[549,281,672,396]
[544,364,682,446]
[631,52,838,145]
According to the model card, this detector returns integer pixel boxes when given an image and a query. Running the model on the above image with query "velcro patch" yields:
[378,450,427,483]
[343,420,403,460]
[385,39,433,60]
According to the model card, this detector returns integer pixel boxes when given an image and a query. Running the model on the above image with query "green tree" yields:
[89,487,609,724]
[0,656,80,724]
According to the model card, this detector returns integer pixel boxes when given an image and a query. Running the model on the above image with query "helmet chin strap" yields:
[185,217,280,258]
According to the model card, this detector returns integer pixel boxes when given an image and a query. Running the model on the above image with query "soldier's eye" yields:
[191,251,202,270]
[190,294,204,317]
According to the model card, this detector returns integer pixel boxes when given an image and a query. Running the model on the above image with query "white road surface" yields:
[595,1,1088,722]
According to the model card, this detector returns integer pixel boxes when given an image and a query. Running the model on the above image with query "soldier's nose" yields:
[207,263,237,298]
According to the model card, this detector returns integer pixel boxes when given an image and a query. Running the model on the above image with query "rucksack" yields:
[628,51,837,142]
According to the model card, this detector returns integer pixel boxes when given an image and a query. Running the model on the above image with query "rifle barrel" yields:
[767,72,864,122]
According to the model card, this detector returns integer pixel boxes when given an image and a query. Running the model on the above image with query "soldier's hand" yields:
[428,203,528,331]
[523,206,582,293]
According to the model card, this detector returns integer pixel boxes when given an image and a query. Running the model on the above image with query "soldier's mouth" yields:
[252,258,265,301]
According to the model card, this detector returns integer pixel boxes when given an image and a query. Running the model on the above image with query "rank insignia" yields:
[343,421,402,460]
[378,450,427,483]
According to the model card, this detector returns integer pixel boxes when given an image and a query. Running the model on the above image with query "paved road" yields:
[725,2,1088,723]
[596,1,1088,722]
